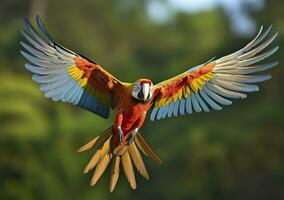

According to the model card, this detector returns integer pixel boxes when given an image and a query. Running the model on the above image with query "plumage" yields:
[206,82,247,99]
[150,107,158,121]
[91,153,112,186]
[195,92,210,112]
[173,100,180,117]
[55,44,75,58]
[135,133,163,164]
[252,25,272,48]
[66,82,82,104]
[20,29,55,56]
[179,99,186,115]
[32,72,69,84]
[128,143,149,180]
[237,32,278,60]
[203,86,232,105]
[21,16,122,119]
[56,80,77,102]
[39,77,70,91]
[44,79,74,99]
[20,41,55,62]
[191,93,202,113]
[62,80,80,102]
[133,135,149,156]
[214,74,271,84]
[35,15,54,45]
[24,63,46,75]
[121,151,136,190]
[72,85,84,105]
[156,106,164,120]
[84,136,112,174]
[199,90,222,110]
[100,137,112,159]
[109,156,120,192]
[84,147,102,174]
[216,25,265,63]
[211,79,259,92]
[77,127,112,153]
[185,97,193,114]
[21,16,278,191]
[162,105,169,119]
[167,102,175,118]
[238,62,278,74]
[23,17,56,52]
[239,46,279,67]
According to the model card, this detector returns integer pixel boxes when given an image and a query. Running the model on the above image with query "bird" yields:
[20,15,279,192]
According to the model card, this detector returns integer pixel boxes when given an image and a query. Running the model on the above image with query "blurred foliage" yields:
[0,0,284,199]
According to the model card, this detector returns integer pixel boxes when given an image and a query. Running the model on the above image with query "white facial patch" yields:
[132,82,141,100]
[132,81,153,102]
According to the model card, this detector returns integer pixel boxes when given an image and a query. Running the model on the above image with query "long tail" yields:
[77,126,163,192]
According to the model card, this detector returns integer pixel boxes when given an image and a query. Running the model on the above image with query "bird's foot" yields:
[117,126,123,143]
[126,128,138,145]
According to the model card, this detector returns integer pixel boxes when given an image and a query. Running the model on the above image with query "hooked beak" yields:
[142,83,150,101]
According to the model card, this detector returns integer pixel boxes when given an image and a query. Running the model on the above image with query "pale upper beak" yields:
[142,83,150,101]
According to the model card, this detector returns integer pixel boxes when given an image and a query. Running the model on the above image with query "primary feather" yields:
[21,15,123,118]
[150,25,278,121]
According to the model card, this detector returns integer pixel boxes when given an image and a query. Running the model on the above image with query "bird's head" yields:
[132,79,154,102]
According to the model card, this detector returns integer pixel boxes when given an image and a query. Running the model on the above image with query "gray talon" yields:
[118,127,123,143]
[127,129,138,145]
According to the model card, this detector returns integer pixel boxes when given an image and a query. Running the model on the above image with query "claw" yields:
[127,129,138,145]
[118,127,123,143]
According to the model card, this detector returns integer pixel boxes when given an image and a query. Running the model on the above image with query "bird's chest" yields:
[121,101,149,132]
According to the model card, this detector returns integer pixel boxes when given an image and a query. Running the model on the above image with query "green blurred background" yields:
[0,0,283,199]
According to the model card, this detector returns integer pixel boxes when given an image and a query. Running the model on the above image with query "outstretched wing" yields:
[20,16,123,119]
[150,26,278,121]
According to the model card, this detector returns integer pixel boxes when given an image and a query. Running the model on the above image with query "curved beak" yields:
[142,83,150,101]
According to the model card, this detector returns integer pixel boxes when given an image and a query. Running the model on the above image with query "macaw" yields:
[20,16,278,192]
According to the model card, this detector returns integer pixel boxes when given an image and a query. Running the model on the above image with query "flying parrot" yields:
[20,16,278,192]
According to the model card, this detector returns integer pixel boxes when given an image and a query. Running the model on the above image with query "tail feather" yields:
[91,153,112,186]
[83,136,112,174]
[135,133,163,164]
[83,148,102,174]
[100,136,112,159]
[113,144,128,156]
[109,156,120,192]
[128,143,149,180]
[121,151,137,189]
[77,126,113,153]
[78,126,162,192]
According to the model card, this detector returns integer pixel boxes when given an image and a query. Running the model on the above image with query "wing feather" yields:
[150,26,278,121]
[21,16,123,119]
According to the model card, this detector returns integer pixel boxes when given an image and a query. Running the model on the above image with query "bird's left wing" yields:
[20,16,123,119]
[150,26,278,121]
